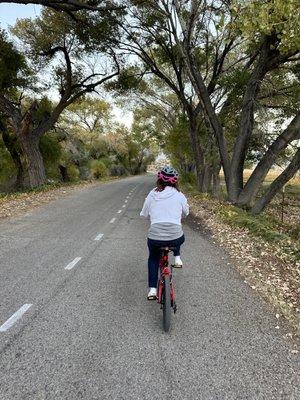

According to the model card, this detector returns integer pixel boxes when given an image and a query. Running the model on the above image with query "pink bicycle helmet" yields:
[157,166,179,184]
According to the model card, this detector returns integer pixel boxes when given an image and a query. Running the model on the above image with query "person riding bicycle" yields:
[140,166,189,300]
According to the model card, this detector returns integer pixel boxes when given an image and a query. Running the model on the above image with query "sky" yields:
[0,3,133,127]
[0,3,41,29]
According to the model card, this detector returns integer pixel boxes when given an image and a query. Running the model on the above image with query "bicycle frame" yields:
[157,249,176,309]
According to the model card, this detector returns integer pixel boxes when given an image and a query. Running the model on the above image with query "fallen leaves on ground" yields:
[187,193,300,341]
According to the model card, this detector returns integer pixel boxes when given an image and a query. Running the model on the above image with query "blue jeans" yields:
[147,235,185,288]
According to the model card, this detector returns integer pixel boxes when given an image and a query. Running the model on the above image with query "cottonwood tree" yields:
[120,1,254,193]
[117,2,221,191]
[117,75,221,194]
[0,9,122,188]
[61,96,112,147]
[165,0,300,213]
[106,123,156,175]
[0,29,31,187]
[123,0,299,212]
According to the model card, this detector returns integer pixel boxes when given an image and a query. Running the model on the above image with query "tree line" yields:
[0,0,299,215]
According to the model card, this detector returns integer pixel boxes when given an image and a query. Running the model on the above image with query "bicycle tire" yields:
[163,275,171,332]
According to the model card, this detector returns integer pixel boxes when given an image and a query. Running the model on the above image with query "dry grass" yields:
[219,168,300,185]
[243,169,300,185]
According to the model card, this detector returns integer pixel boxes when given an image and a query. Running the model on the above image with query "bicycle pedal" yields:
[172,264,183,269]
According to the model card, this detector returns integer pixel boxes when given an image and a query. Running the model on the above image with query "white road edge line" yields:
[65,257,82,270]
[110,217,116,223]
[0,304,32,332]
[117,210,122,214]
[94,233,104,241]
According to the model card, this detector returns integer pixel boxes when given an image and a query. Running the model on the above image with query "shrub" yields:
[0,145,15,184]
[180,171,197,185]
[109,164,127,176]
[216,205,288,243]
[89,160,108,179]
[67,164,80,181]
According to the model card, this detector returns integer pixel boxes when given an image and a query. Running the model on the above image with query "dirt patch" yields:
[186,193,300,346]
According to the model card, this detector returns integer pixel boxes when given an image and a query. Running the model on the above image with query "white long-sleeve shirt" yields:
[140,186,189,239]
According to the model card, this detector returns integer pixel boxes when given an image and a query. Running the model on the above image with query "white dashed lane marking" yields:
[117,210,122,214]
[94,233,104,241]
[110,217,116,223]
[65,257,82,270]
[0,304,32,332]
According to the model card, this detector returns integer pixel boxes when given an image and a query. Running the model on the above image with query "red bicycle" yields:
[157,246,177,332]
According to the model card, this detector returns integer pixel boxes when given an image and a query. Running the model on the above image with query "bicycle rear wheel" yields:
[163,275,171,332]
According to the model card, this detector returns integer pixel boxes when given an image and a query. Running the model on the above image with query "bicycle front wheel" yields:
[163,275,171,332]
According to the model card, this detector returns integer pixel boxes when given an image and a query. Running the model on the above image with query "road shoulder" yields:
[184,194,300,346]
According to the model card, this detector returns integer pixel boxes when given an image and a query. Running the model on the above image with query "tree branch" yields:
[251,147,300,214]
[0,0,125,13]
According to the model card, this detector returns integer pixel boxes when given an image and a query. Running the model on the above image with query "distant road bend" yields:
[0,175,299,400]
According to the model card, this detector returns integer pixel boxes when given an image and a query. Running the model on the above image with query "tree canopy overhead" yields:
[0,0,125,16]
[0,0,299,214]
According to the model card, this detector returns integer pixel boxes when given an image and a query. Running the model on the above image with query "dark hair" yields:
[155,178,180,192]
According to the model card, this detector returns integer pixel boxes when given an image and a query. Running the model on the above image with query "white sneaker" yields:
[174,256,183,268]
[147,287,157,300]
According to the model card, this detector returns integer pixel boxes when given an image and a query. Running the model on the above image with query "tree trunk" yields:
[251,148,300,215]
[202,164,212,192]
[178,47,231,187]
[0,124,25,189]
[19,134,46,188]
[212,164,221,199]
[228,39,272,202]
[188,117,205,191]
[237,111,300,207]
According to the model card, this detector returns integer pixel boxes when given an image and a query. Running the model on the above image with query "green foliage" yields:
[0,29,29,92]
[0,139,15,184]
[11,8,121,100]
[33,97,54,125]
[39,132,62,179]
[164,115,195,174]
[285,183,300,196]
[216,204,288,242]
[65,97,111,133]
[213,199,299,261]
[106,66,147,95]
[180,171,197,186]
[232,0,300,52]
[67,164,80,181]
[89,160,108,179]
[40,133,61,163]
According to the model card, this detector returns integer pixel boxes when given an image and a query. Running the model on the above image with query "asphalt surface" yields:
[0,175,299,400]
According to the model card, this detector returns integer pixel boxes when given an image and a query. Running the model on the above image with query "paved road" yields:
[0,175,299,400]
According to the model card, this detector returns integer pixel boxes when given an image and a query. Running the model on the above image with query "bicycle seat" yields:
[159,246,175,251]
